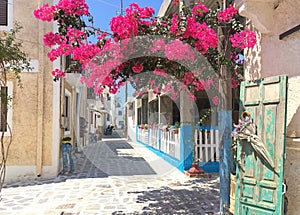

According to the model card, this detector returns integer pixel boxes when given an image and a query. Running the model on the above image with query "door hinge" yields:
[283,183,287,195]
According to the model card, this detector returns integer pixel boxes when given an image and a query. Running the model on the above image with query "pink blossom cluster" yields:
[164,40,195,61]
[34,0,89,22]
[217,5,237,22]
[35,1,257,100]
[126,3,154,19]
[110,3,155,40]
[47,44,72,61]
[170,14,179,35]
[43,32,63,47]
[132,63,144,73]
[212,96,219,106]
[192,2,209,17]
[153,68,168,78]
[172,0,179,6]
[57,0,89,16]
[66,28,86,44]
[110,15,138,40]
[230,29,256,49]
[33,3,57,22]
[183,17,218,54]
[72,43,100,64]
[150,39,165,52]
[195,79,214,91]
[52,69,66,78]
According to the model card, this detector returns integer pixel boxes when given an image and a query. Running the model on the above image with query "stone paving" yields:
[0,130,220,215]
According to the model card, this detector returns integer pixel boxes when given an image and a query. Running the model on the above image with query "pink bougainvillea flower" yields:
[66,27,86,43]
[33,3,57,22]
[72,43,100,64]
[192,2,209,17]
[132,63,144,73]
[172,0,179,6]
[164,40,195,61]
[150,38,165,53]
[187,92,196,101]
[170,13,179,35]
[217,5,237,22]
[43,32,63,47]
[154,68,168,78]
[110,15,138,40]
[212,96,219,106]
[94,87,104,95]
[183,72,195,86]
[51,69,66,78]
[232,78,239,89]
[47,43,72,61]
[57,0,89,16]
[230,29,256,49]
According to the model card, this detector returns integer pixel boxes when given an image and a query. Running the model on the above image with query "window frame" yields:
[0,0,13,31]
[63,89,71,135]
[0,82,13,136]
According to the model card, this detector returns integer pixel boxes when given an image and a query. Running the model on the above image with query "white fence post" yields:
[194,127,219,163]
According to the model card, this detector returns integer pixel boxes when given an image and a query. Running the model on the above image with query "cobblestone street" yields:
[1,131,220,215]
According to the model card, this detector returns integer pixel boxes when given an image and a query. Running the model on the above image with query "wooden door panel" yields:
[235,76,287,215]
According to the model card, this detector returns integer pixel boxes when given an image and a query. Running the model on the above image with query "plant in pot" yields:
[174,122,180,134]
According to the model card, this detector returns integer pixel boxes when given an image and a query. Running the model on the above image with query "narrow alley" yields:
[1,131,220,215]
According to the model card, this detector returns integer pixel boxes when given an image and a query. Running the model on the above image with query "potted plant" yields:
[173,122,180,134]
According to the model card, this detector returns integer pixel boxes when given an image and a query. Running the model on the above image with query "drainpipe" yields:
[36,1,45,176]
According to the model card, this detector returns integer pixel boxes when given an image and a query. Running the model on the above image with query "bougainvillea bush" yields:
[34,0,256,105]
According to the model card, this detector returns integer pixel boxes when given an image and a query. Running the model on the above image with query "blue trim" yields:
[196,125,219,130]
[136,125,138,142]
[180,125,194,171]
[218,110,233,213]
[199,161,219,173]
[136,139,184,172]
[157,128,161,150]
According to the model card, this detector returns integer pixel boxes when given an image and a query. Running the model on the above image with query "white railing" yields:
[194,127,219,162]
[137,125,180,160]
[160,129,180,160]
[138,128,149,145]
[149,127,158,149]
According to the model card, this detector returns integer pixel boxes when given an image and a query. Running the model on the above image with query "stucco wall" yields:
[4,0,57,181]
[241,0,300,213]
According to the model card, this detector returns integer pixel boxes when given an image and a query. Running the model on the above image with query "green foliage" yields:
[0,22,32,87]
[197,109,213,126]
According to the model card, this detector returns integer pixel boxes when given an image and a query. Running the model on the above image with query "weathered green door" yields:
[235,76,287,214]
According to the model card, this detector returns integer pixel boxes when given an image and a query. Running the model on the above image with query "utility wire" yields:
[92,0,119,9]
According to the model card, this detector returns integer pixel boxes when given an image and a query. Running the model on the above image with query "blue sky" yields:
[86,0,163,32]
[85,0,164,103]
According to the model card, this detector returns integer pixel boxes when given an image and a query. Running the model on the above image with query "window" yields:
[107,94,111,101]
[63,90,71,134]
[107,114,110,121]
[0,82,12,135]
[0,0,13,30]
[0,0,8,26]
[90,111,93,124]
[118,110,122,116]
[87,88,96,99]
[0,86,8,132]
